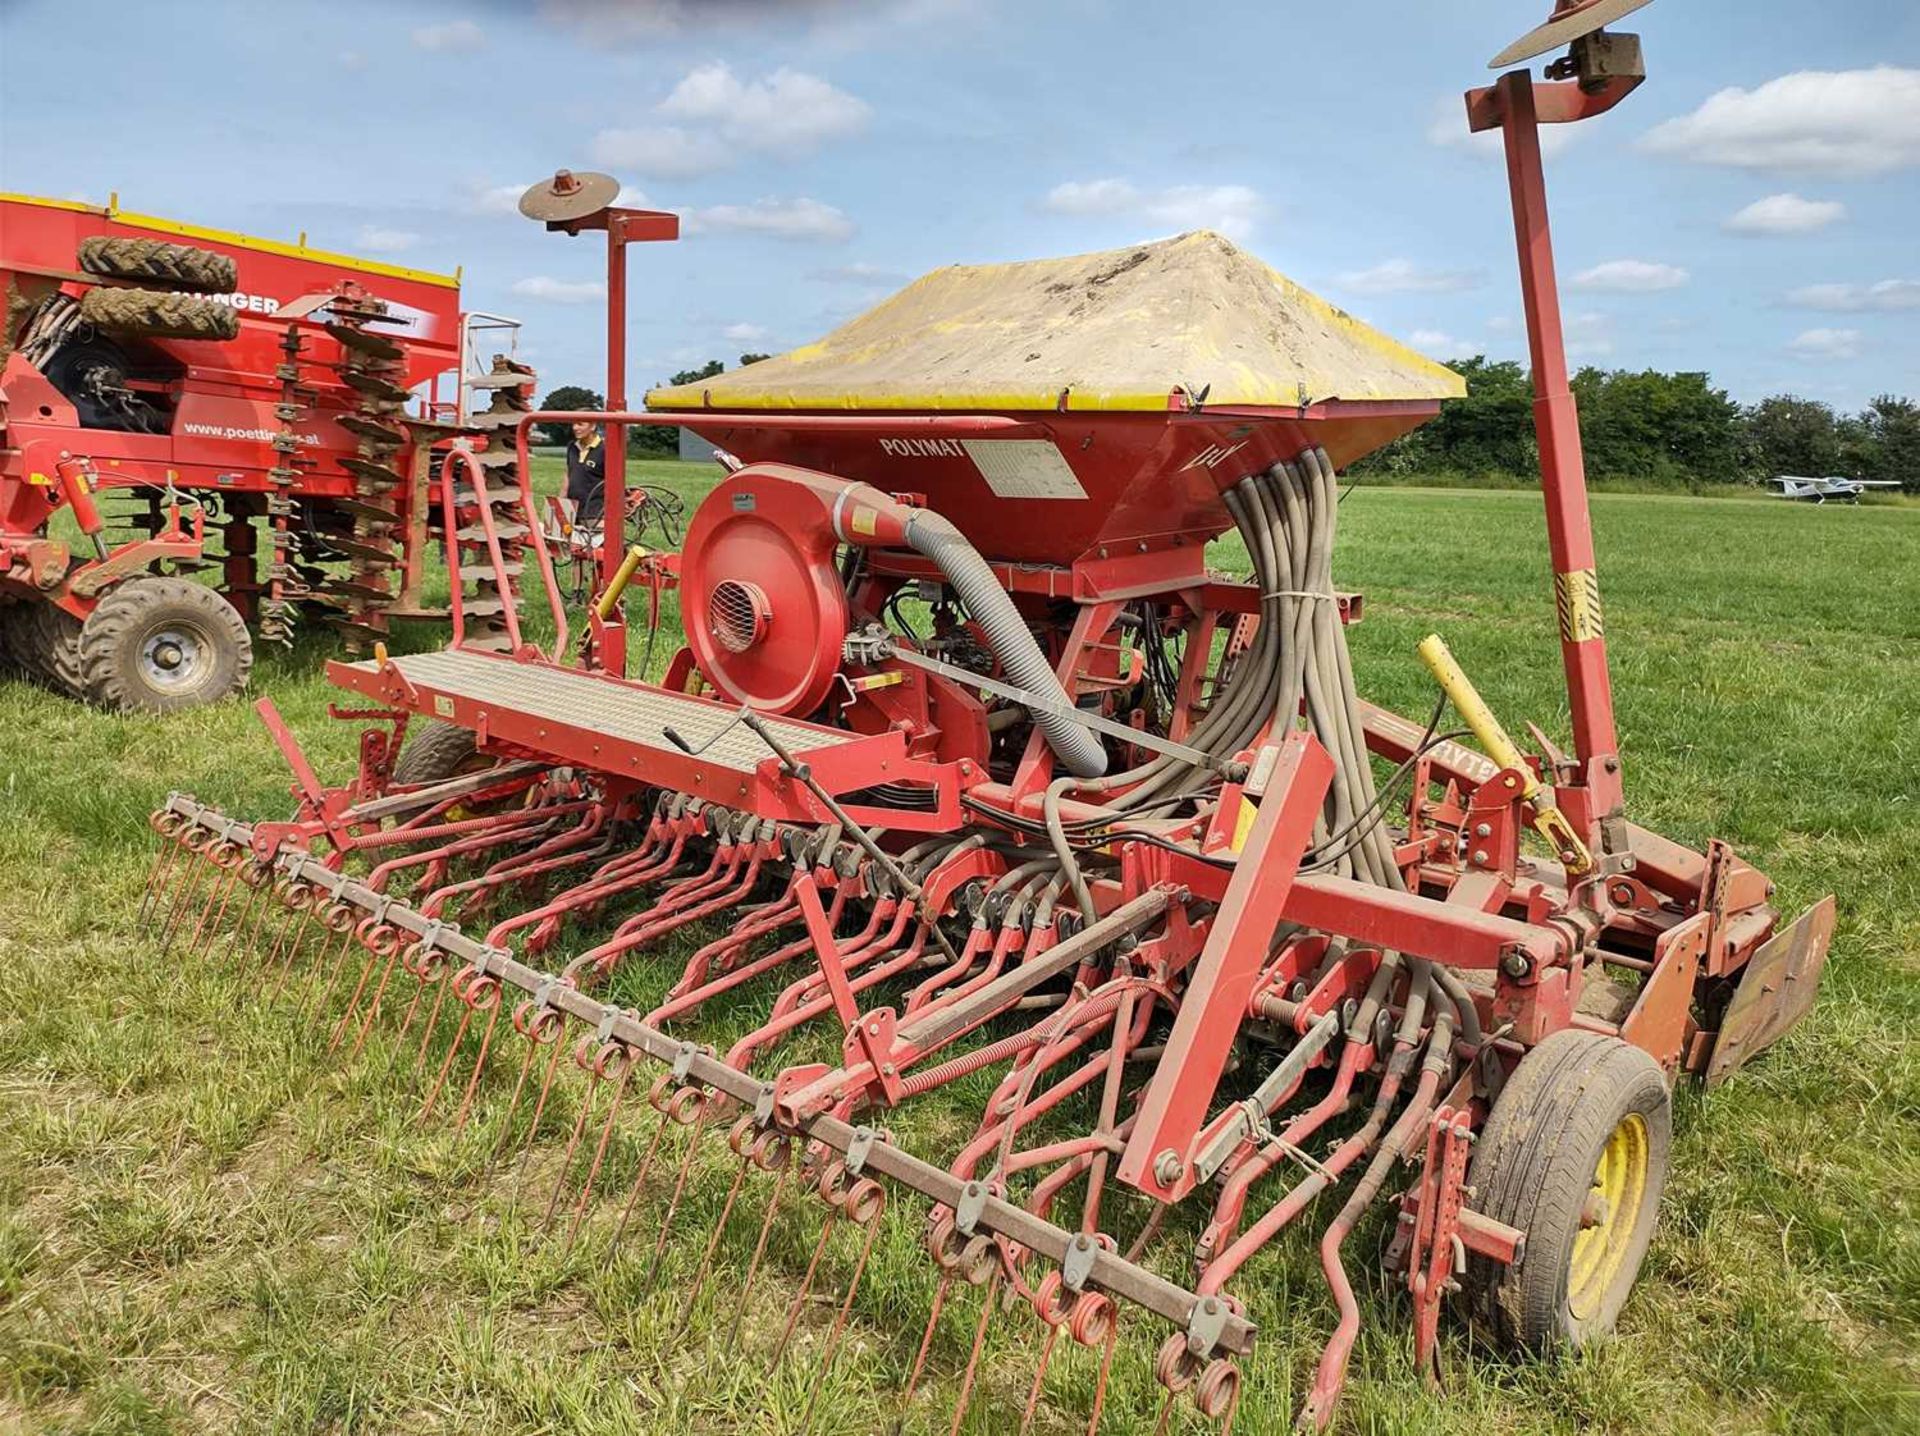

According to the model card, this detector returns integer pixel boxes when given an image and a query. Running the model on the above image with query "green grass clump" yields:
[0,467,1915,1433]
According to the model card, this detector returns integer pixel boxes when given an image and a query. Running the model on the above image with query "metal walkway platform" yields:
[338,649,849,775]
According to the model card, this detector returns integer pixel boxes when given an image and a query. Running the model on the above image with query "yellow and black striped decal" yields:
[1556,568,1604,644]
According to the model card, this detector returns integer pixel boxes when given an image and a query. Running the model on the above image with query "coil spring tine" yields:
[724,1155,794,1351]
[156,857,208,955]
[508,1027,569,1208]
[1085,1307,1122,1436]
[138,833,180,925]
[327,946,382,1052]
[771,1206,839,1368]
[798,1194,885,1432]
[303,921,357,1026]
[642,1102,712,1287]
[407,964,452,1066]
[604,1106,671,1262]
[1019,1324,1062,1436]
[190,862,242,956]
[562,1053,632,1256]
[682,1152,751,1331]
[488,1026,543,1166]
[420,998,475,1124]
[450,996,504,1137]
[540,1056,601,1232]
[947,1267,1002,1436]
[890,1272,951,1436]
[346,945,404,1060]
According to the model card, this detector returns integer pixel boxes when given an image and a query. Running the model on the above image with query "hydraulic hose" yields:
[898,507,1109,778]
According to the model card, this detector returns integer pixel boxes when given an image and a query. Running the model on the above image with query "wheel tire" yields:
[1462,1029,1671,1353]
[79,577,252,712]
[78,287,239,341]
[393,720,483,785]
[28,602,88,698]
[77,236,238,294]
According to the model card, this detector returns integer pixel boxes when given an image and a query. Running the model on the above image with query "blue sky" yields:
[2,0,1915,411]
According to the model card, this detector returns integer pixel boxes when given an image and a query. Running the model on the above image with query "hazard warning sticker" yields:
[960,440,1088,500]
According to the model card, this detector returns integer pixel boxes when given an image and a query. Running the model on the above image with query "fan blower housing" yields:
[678,465,852,716]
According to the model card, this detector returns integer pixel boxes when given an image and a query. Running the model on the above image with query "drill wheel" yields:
[78,576,253,713]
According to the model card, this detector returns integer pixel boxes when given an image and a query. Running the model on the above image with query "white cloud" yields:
[337,49,367,70]
[412,18,485,52]
[684,197,855,242]
[1407,329,1469,356]
[1334,259,1482,295]
[589,62,868,179]
[589,126,733,180]
[1485,316,1517,335]
[356,226,420,254]
[1724,193,1846,235]
[511,275,608,304]
[1785,279,1920,313]
[1641,67,1920,176]
[660,62,869,154]
[1786,327,1863,360]
[1571,260,1689,294]
[1427,96,1579,160]
[1040,179,1263,240]
[722,322,770,342]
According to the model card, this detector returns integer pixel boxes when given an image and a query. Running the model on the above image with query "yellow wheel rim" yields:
[1568,1112,1649,1319]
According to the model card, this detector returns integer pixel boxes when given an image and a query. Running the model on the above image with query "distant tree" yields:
[670,360,726,387]
[1572,368,1743,485]
[1860,394,1920,493]
[1745,395,1843,480]
[738,352,772,366]
[535,384,603,446]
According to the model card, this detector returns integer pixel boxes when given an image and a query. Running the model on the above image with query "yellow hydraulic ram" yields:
[1417,633,1595,876]
[596,544,650,622]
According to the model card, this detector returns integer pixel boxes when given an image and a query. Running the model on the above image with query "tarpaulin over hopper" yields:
[647,230,1465,413]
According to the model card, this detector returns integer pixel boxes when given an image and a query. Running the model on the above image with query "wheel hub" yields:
[1568,1112,1649,1319]
[140,625,208,692]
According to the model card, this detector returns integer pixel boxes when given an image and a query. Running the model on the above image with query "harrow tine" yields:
[948,1267,1003,1436]
[489,1009,547,1163]
[508,1018,570,1203]
[893,1273,953,1436]
[642,1096,714,1287]
[327,937,387,1054]
[683,1142,753,1329]
[189,855,242,956]
[302,915,360,1026]
[449,982,507,1136]
[603,1097,672,1260]
[797,1181,886,1430]
[1085,1302,1121,1435]
[1020,1325,1063,1436]
[771,1204,840,1367]
[561,1044,633,1256]
[404,952,453,1061]
[344,935,405,1060]
[273,919,333,1006]
[156,852,209,955]
[138,827,181,925]
[419,974,481,1123]
[724,1148,795,1351]
[539,1037,604,1232]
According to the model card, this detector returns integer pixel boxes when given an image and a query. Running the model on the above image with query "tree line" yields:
[1353,358,1919,493]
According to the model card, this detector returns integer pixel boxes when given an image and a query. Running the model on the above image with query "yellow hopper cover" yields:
[648,230,1464,414]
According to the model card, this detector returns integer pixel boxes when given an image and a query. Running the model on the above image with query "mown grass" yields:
[0,464,1915,1434]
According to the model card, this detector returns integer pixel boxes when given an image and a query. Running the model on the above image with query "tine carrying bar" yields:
[160,794,1256,1358]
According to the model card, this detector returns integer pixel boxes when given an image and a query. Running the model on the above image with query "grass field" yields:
[1,462,1915,1435]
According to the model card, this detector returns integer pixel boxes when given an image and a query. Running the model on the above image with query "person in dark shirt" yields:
[563,420,606,523]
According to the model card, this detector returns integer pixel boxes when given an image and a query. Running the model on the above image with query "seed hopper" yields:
[151,6,1834,1429]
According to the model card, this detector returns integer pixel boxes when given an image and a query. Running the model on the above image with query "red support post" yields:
[1493,71,1621,792]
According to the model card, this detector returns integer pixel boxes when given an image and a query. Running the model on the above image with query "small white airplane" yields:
[1767,475,1902,504]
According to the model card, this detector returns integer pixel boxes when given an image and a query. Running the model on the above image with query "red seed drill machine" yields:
[0,193,532,709]
[151,3,1834,1428]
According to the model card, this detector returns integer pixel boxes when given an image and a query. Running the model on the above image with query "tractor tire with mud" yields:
[78,288,239,342]
[79,577,252,712]
[393,721,485,786]
[26,602,88,698]
[1461,1029,1671,1353]
[77,236,238,294]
